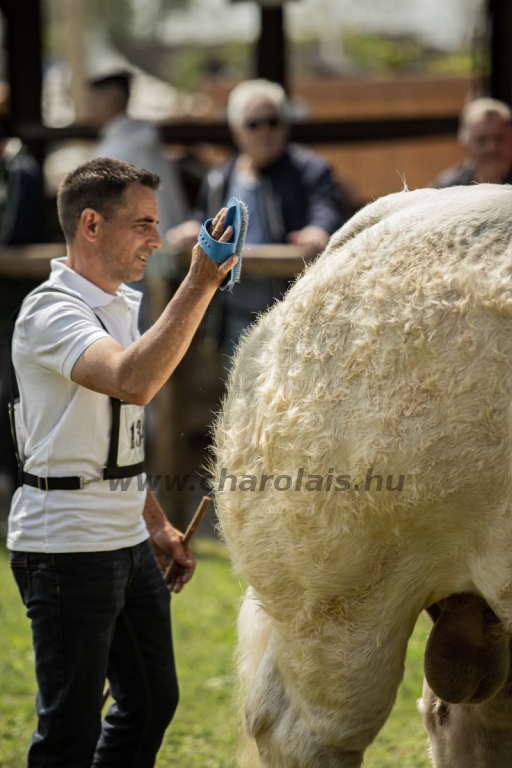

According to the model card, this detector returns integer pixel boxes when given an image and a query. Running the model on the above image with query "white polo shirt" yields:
[7,258,149,553]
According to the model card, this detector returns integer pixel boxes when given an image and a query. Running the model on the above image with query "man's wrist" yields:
[181,264,219,298]
[143,491,172,535]
[146,516,172,536]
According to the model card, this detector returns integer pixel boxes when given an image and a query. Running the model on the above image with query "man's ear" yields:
[79,208,102,243]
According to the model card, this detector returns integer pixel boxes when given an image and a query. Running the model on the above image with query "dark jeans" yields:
[9,540,179,768]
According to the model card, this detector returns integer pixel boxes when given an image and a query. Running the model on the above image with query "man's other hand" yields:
[149,524,196,594]
[286,225,330,254]
[143,491,196,593]
[166,220,201,249]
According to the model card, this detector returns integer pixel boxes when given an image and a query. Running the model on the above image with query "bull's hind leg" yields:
[237,589,274,768]
[421,594,512,767]
[239,588,423,768]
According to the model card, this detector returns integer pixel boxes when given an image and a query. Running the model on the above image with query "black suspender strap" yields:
[106,396,121,469]
[10,285,145,490]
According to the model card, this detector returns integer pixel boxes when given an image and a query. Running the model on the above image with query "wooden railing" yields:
[0,242,314,279]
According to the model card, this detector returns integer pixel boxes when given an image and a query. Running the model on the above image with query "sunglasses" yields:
[244,116,282,130]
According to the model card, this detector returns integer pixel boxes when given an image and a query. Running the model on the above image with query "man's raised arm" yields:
[71,208,236,405]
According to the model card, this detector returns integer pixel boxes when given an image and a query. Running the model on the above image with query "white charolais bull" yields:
[212,185,512,767]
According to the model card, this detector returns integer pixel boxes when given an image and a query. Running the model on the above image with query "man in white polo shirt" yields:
[8,157,238,767]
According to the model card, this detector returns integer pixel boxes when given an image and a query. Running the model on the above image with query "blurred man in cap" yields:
[89,72,186,237]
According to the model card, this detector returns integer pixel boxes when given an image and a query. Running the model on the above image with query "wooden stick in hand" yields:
[163,496,211,585]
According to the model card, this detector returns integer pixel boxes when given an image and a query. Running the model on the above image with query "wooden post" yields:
[2,0,44,161]
[489,0,512,106]
[145,273,191,532]
[62,0,89,123]
[256,5,287,90]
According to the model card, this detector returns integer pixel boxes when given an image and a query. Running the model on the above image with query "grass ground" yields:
[0,538,432,767]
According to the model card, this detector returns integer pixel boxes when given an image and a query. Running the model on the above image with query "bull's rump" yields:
[213,184,512,626]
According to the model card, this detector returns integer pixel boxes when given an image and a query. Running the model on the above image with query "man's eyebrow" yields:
[132,215,159,224]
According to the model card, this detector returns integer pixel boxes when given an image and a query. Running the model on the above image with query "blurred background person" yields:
[89,71,187,237]
[168,78,344,357]
[89,71,188,334]
[431,97,512,188]
[0,127,43,498]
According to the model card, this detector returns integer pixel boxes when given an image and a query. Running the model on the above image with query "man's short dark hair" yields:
[89,72,132,100]
[57,157,160,242]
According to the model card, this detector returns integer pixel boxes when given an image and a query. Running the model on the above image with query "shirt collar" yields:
[49,258,142,310]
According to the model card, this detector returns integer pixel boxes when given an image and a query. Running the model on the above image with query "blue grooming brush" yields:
[198,197,249,291]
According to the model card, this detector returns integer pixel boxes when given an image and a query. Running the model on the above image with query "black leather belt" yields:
[22,472,85,491]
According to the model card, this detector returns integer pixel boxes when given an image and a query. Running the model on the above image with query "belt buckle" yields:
[37,476,49,491]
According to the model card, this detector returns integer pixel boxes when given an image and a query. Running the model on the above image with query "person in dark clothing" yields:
[431,97,512,188]
[0,133,43,493]
[168,79,344,356]
[193,144,342,245]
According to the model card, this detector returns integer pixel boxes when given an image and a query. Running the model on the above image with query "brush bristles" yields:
[231,200,249,285]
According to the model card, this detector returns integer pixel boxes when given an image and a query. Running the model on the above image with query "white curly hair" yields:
[459,97,512,142]
[227,79,290,127]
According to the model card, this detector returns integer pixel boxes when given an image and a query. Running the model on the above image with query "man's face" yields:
[232,98,288,168]
[464,114,512,183]
[88,85,127,130]
[95,183,162,285]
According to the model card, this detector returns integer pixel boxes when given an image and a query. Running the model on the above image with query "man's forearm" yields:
[117,272,216,404]
[143,489,171,533]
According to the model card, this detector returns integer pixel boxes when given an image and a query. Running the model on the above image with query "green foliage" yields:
[169,43,251,90]
[171,47,211,91]
[0,538,433,767]
[344,30,424,73]
[343,29,473,76]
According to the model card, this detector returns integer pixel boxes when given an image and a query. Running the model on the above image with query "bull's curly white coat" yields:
[212,185,512,767]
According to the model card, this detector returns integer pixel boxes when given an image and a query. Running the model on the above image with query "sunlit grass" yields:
[0,538,431,767]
